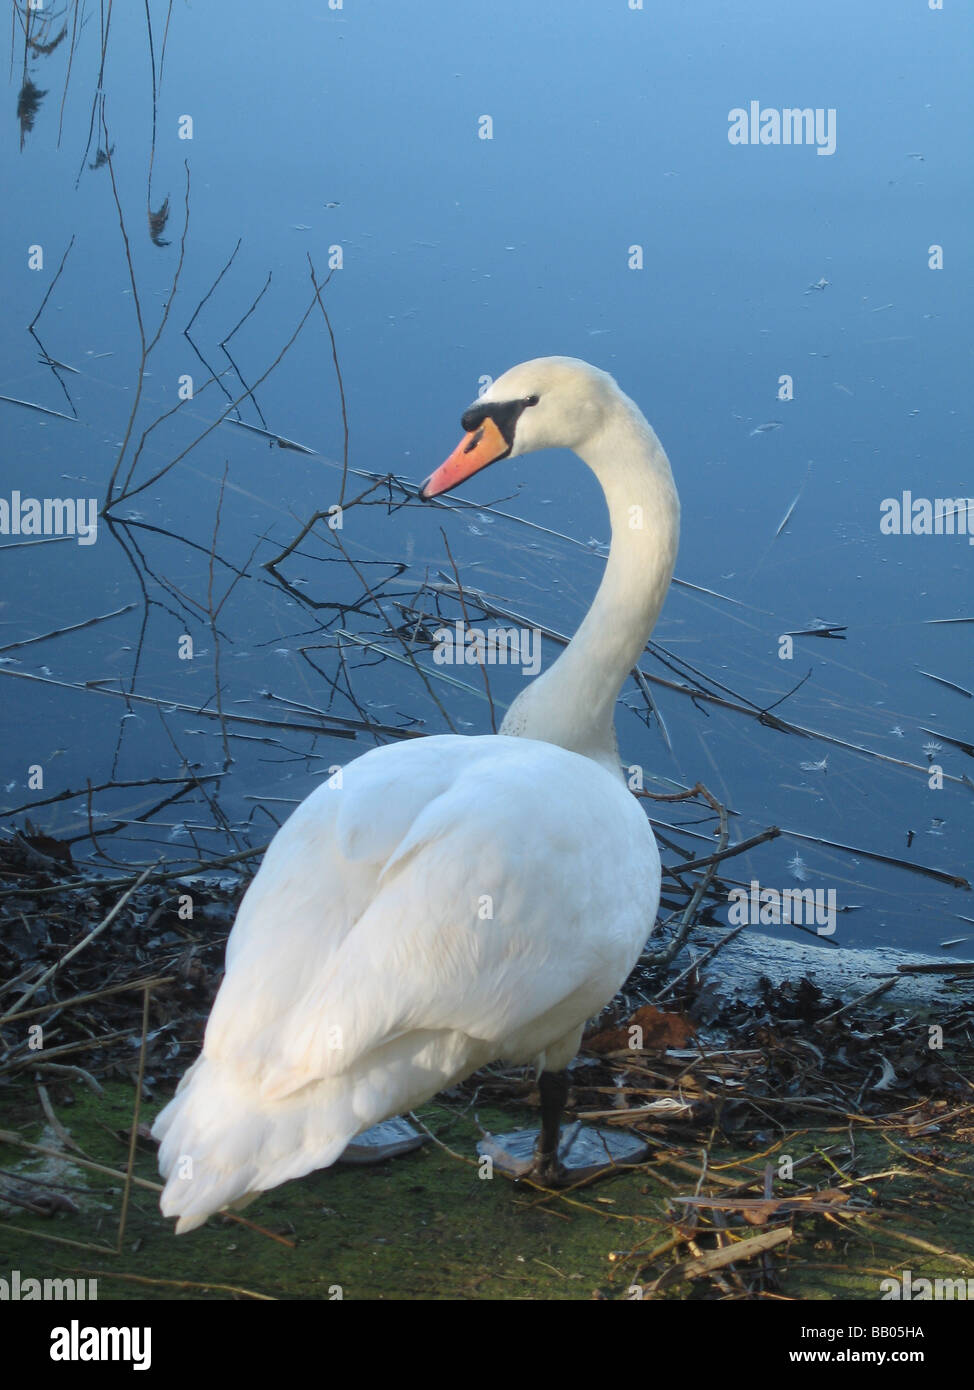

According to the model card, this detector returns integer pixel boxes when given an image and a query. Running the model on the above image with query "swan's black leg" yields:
[528,1068,569,1185]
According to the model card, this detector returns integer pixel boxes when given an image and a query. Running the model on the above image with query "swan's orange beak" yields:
[420,416,510,499]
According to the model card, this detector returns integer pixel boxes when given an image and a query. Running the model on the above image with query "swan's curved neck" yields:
[499,395,679,776]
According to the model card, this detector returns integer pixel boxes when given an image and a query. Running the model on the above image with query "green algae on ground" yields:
[2,1079,972,1301]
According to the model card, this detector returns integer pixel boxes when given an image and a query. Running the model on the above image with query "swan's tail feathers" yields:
[151,1058,351,1234]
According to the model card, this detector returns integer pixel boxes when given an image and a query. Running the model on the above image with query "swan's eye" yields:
[524,394,540,407]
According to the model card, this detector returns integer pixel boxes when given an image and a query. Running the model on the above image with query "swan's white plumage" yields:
[153,356,679,1233]
[154,736,658,1231]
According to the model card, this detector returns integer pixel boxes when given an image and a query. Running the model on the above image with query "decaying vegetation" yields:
[2,828,972,1299]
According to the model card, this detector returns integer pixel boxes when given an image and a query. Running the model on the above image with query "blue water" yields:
[1,0,971,954]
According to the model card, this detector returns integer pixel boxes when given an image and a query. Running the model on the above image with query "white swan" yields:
[153,356,680,1232]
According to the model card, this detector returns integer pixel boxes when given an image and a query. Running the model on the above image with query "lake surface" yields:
[2,0,971,954]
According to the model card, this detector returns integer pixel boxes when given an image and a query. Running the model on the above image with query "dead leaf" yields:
[585,1005,695,1055]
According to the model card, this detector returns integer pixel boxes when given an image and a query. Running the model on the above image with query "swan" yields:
[152,356,680,1233]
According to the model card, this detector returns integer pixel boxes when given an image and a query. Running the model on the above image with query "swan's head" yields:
[420,356,619,499]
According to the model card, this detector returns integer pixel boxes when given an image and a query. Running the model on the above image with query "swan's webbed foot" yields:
[478,1069,651,1186]
[336,1117,425,1166]
[524,1136,570,1188]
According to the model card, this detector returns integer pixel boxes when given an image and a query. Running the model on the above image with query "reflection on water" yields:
[1,0,971,955]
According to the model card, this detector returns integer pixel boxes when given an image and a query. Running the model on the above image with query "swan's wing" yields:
[203,736,658,1102]
[201,736,489,1074]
